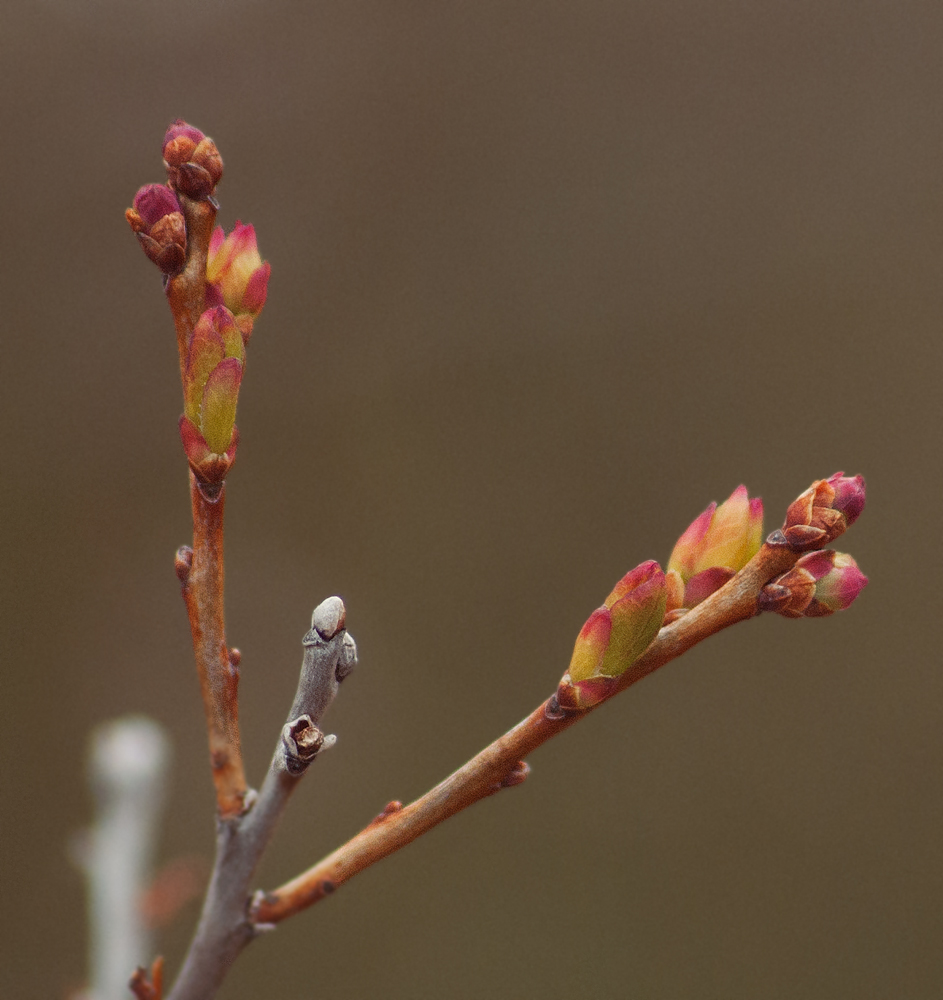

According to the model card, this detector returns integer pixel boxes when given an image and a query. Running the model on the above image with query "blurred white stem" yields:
[84,717,170,1000]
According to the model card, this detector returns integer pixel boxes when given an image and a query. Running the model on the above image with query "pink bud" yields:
[163,119,223,200]
[826,472,866,527]
[557,561,666,710]
[760,550,867,618]
[668,486,763,607]
[782,473,866,550]
[800,550,868,616]
[125,184,186,276]
[206,222,271,323]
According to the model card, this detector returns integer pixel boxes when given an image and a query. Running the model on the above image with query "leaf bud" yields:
[178,306,245,487]
[205,222,271,336]
[556,561,667,710]
[666,485,763,610]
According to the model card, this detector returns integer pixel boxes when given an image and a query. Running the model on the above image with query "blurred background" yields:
[2,1,940,997]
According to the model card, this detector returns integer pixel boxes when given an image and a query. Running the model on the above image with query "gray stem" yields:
[166,598,356,1000]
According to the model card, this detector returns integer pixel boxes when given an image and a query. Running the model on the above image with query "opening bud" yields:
[667,485,763,610]
[781,472,866,551]
[163,120,224,201]
[556,561,667,710]
[206,222,271,334]
[759,550,868,618]
[125,184,186,276]
[179,306,246,488]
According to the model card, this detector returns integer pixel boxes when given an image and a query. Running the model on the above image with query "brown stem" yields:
[165,189,245,815]
[165,193,216,382]
[252,539,799,924]
[180,474,247,818]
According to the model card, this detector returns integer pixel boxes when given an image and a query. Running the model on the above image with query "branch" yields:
[165,193,216,382]
[165,600,357,1000]
[177,477,247,818]
[167,186,247,819]
[251,538,799,924]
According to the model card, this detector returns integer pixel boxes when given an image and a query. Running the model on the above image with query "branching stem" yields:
[251,539,799,924]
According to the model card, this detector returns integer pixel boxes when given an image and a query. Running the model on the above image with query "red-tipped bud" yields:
[163,119,223,201]
[758,550,868,618]
[205,222,271,332]
[125,184,186,276]
[667,485,763,609]
[179,306,245,487]
[557,561,667,710]
[781,473,866,551]
[826,472,866,527]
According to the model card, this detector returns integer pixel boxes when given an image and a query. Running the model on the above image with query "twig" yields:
[250,538,799,924]
[168,186,248,819]
[177,477,247,818]
[79,717,170,1000]
[165,193,216,382]
[165,600,356,1000]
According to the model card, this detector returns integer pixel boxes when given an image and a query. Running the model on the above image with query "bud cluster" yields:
[126,120,271,490]
[555,473,868,713]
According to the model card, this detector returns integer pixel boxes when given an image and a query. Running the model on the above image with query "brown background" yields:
[2,1,941,997]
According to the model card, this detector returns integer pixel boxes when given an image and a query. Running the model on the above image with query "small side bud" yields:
[125,184,186,276]
[281,716,337,775]
[174,545,193,583]
[556,561,667,710]
[760,550,868,618]
[163,120,223,201]
[667,485,763,609]
[782,472,866,550]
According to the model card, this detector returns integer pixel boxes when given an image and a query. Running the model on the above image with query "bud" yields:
[825,472,866,527]
[556,561,667,710]
[666,485,763,610]
[781,472,866,551]
[163,119,223,201]
[178,306,245,487]
[759,550,868,618]
[205,222,271,337]
[125,184,186,276]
